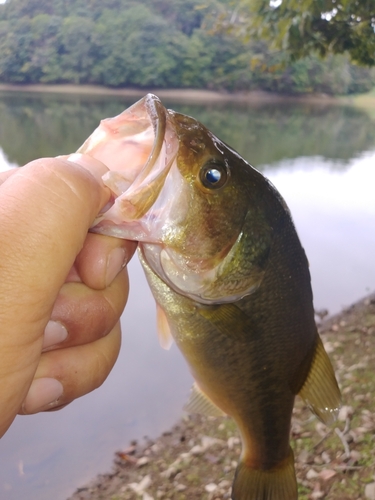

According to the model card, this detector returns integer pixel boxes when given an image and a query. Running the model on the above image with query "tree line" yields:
[0,0,374,95]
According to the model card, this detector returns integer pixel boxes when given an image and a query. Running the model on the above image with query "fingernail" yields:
[42,321,68,350]
[22,378,64,414]
[67,153,109,178]
[106,247,127,286]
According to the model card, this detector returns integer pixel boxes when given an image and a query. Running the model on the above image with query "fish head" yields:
[78,94,273,304]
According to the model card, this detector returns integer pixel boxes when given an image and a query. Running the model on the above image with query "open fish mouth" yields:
[76,94,179,240]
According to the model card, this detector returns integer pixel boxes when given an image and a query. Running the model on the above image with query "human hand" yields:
[0,155,137,437]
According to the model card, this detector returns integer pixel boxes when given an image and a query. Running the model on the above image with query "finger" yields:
[20,322,122,414]
[0,156,111,312]
[0,169,17,186]
[0,155,111,434]
[43,266,129,351]
[75,233,137,290]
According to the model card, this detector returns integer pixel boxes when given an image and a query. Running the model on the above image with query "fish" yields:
[77,94,341,500]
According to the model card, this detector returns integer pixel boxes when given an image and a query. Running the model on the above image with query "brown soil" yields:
[68,294,375,500]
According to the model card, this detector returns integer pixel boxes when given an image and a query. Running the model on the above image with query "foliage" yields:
[0,0,374,94]
[236,0,375,66]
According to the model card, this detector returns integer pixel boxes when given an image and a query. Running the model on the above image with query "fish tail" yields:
[231,447,297,500]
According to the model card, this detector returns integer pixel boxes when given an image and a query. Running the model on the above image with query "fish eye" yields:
[199,161,229,190]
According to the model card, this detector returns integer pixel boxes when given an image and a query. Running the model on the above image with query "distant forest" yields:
[0,0,374,94]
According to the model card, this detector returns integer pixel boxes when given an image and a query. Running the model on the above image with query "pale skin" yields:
[0,154,137,438]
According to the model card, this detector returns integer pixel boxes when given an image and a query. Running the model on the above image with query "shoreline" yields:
[68,293,375,500]
[0,83,362,106]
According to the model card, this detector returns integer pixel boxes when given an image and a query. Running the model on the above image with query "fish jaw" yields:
[139,233,265,306]
[78,95,271,304]
[76,94,179,232]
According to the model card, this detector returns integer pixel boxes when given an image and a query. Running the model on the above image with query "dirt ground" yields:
[67,293,375,500]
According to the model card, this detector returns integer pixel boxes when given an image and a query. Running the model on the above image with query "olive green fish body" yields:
[139,174,316,478]
[141,248,297,463]
[139,188,331,499]
[79,94,341,500]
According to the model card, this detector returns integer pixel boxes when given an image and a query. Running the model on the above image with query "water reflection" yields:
[0,92,374,500]
[264,152,375,313]
[1,91,375,166]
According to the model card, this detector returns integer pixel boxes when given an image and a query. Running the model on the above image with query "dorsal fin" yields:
[156,303,174,350]
[184,382,226,417]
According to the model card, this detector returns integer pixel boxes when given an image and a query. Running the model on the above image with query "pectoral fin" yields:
[184,382,226,417]
[156,303,174,350]
[297,335,341,425]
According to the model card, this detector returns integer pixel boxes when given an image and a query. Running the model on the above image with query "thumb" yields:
[0,155,110,435]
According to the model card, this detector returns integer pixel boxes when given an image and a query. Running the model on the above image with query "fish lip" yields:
[133,94,167,186]
[111,98,179,221]
[78,94,179,230]
[89,216,164,243]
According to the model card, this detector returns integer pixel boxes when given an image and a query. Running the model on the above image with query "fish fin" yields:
[184,382,226,417]
[298,335,341,425]
[156,303,174,350]
[232,448,297,500]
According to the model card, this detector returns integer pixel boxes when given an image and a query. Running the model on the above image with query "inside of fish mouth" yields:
[102,94,167,199]
[103,113,163,197]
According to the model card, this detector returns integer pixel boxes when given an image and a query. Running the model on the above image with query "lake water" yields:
[0,91,374,500]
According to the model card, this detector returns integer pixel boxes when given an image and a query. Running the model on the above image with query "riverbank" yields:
[0,83,372,107]
[68,294,375,500]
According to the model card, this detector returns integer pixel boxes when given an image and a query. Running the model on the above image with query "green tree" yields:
[23,14,61,82]
[58,16,96,83]
[237,0,375,66]
[144,0,209,35]
[0,0,374,92]
[0,17,34,82]
[90,6,155,87]
[120,19,190,87]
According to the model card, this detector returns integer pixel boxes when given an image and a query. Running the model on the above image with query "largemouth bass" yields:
[77,94,341,500]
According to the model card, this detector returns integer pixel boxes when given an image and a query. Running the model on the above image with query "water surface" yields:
[0,91,374,500]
